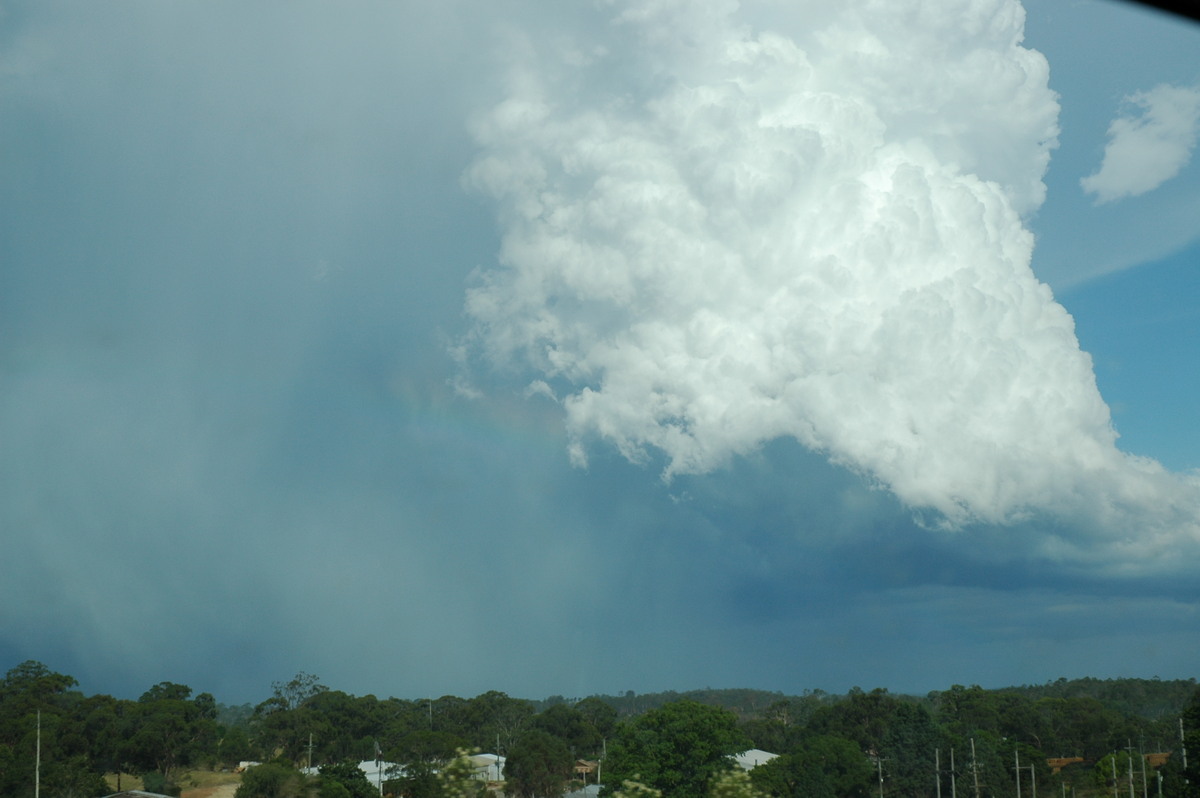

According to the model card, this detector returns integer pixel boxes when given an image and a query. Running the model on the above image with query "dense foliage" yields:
[601,701,750,798]
[0,661,1194,798]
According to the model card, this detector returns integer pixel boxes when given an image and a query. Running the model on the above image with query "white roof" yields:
[358,760,404,781]
[469,753,506,779]
[564,786,602,798]
[733,749,779,770]
[301,755,503,782]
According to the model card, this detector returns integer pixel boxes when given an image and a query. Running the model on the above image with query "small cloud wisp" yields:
[1081,83,1200,204]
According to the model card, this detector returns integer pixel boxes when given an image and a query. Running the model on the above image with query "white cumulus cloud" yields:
[463,0,1200,560]
[1081,83,1200,204]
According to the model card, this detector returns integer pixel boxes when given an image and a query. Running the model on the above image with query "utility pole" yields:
[937,749,942,798]
[877,755,886,798]
[971,738,981,798]
[35,710,40,798]
[1126,744,1136,798]
[1181,718,1189,789]
[1139,740,1148,798]
[374,739,383,796]
[1015,748,1039,798]
[951,747,958,798]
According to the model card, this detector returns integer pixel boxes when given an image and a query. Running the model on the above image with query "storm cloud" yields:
[2,0,1199,704]
[462,0,1200,558]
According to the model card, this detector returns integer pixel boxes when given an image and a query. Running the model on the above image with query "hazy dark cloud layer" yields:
[1,0,1198,705]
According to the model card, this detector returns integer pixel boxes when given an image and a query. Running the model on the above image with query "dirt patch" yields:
[182,783,239,798]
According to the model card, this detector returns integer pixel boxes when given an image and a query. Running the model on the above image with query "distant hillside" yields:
[567,687,799,718]
[995,676,1198,719]
[566,677,1196,722]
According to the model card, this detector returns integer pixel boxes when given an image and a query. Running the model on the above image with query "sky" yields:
[1,0,1199,708]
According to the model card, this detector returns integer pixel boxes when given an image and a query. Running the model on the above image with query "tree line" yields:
[0,661,1196,798]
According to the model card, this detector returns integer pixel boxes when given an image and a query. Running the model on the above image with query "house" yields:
[1047,757,1085,774]
[467,753,506,782]
[346,759,405,789]
[574,760,599,782]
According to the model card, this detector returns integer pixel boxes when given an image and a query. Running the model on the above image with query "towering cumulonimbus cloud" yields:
[463,0,1200,551]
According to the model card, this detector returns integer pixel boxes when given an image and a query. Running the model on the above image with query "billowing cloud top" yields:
[1081,83,1200,204]
[462,0,1200,560]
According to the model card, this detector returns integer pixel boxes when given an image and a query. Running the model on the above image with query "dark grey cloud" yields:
[1,0,1197,706]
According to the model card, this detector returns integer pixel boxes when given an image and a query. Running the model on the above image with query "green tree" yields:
[1094,751,1144,795]
[142,770,182,797]
[748,736,871,798]
[809,689,951,798]
[389,758,442,798]
[386,731,470,798]
[299,691,365,765]
[38,753,110,798]
[392,730,467,767]
[504,729,574,798]
[933,686,1002,740]
[881,701,943,798]
[253,674,331,765]
[436,750,488,798]
[575,698,619,742]
[709,770,765,798]
[741,694,835,757]
[1157,747,1190,798]
[749,754,835,798]
[532,703,604,759]
[270,674,330,713]
[958,730,1019,798]
[236,761,313,798]
[461,691,535,752]
[0,662,78,709]
[1182,687,1200,797]
[809,689,895,752]
[1031,696,1123,758]
[76,693,131,778]
[0,662,112,798]
[216,724,258,769]
[318,761,379,798]
[602,700,751,798]
[125,682,218,782]
[610,781,663,798]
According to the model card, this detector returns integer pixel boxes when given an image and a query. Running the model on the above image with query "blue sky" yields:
[1024,0,1200,472]
[1,0,1198,707]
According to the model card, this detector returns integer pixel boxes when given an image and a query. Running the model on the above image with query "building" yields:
[733,749,779,770]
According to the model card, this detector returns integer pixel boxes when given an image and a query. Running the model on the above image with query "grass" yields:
[182,770,243,789]
[103,774,145,792]
[103,769,243,795]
